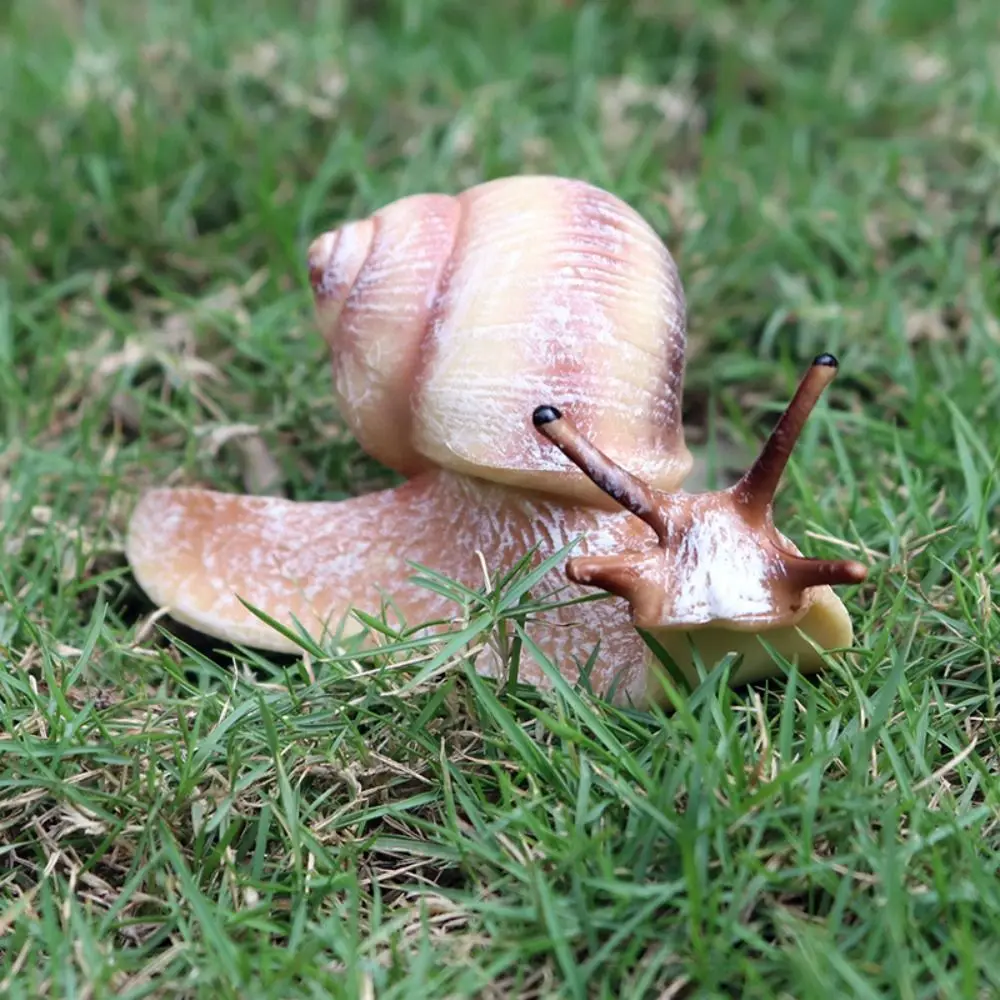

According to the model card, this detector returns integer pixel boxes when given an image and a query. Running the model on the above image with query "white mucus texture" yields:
[668,507,775,625]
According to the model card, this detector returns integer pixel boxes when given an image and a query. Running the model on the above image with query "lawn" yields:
[2,0,999,996]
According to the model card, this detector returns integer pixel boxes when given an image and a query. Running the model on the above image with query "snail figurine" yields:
[126,175,867,707]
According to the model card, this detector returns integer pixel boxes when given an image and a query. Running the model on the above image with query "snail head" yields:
[533,354,868,634]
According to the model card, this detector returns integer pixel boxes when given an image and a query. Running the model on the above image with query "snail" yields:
[125,174,867,708]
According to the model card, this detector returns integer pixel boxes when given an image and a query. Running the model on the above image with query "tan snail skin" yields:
[126,175,867,708]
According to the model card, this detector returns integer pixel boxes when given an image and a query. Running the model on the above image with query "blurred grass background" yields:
[1,0,999,997]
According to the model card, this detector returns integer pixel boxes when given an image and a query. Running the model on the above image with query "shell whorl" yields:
[308,175,693,504]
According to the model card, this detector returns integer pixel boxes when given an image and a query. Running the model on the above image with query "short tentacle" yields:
[565,554,638,600]
[778,552,868,590]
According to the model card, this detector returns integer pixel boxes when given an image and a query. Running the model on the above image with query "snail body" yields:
[126,175,866,707]
[128,470,658,701]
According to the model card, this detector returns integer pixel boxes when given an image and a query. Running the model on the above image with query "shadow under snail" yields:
[125,174,868,708]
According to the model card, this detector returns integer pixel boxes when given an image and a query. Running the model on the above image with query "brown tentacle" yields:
[533,405,667,544]
[565,554,638,599]
[779,553,868,589]
[734,354,840,519]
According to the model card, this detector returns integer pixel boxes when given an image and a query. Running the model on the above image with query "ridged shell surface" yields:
[310,175,692,502]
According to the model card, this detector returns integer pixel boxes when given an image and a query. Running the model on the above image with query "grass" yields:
[2,0,1000,995]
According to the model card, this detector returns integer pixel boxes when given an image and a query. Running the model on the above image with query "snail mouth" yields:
[637,587,858,695]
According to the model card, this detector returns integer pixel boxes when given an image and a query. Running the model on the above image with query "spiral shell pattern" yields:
[309,175,692,503]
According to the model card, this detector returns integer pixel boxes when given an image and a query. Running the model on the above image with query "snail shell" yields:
[308,175,692,505]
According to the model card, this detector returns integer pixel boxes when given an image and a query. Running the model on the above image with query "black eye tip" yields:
[532,405,562,427]
[813,352,839,369]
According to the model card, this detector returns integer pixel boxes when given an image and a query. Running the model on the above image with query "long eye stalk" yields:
[734,354,840,519]
[532,405,667,544]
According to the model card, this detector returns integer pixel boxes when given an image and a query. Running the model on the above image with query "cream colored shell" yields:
[309,175,693,506]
